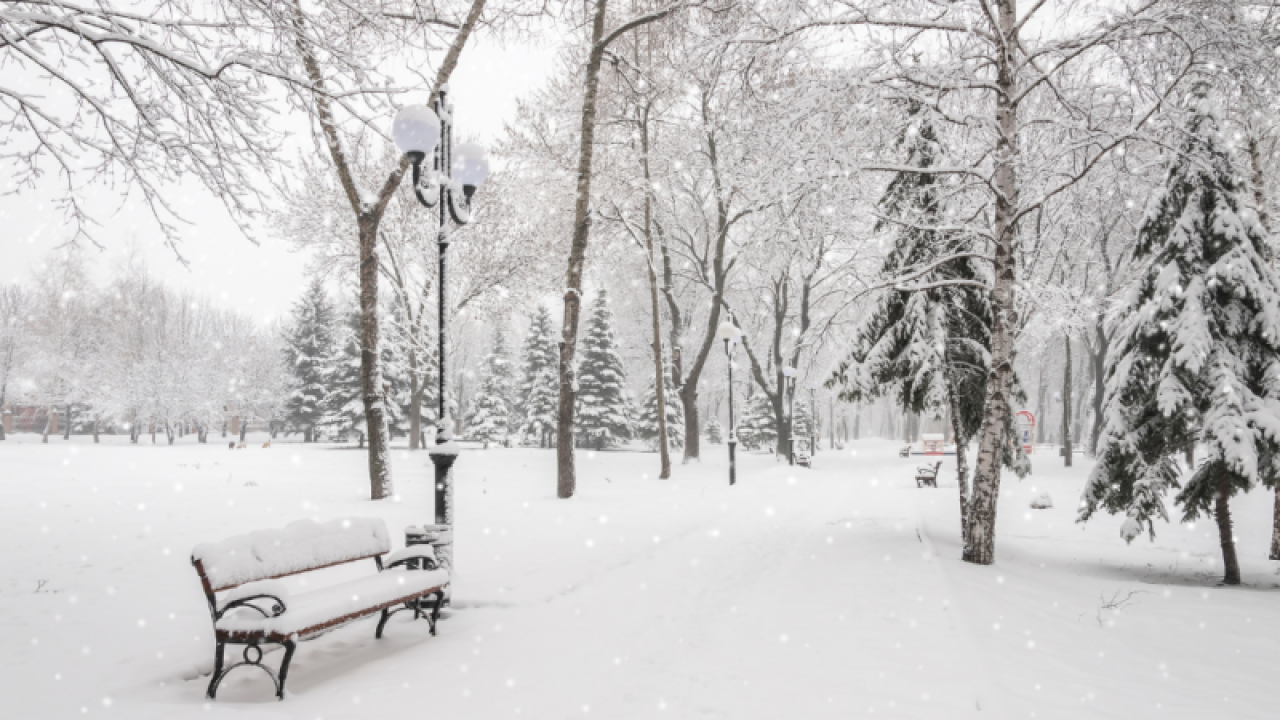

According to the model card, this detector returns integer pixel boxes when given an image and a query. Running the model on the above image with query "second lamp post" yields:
[717,320,742,485]
[393,88,490,579]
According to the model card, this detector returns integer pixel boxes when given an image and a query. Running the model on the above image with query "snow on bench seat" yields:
[193,517,391,591]
[216,567,450,640]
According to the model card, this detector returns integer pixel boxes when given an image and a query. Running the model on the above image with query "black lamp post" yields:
[393,90,489,580]
[717,319,742,485]
[782,365,796,465]
[808,383,818,458]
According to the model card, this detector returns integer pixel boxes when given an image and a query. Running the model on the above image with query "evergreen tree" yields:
[320,310,366,444]
[737,390,777,451]
[793,399,814,441]
[831,102,1015,549]
[283,278,337,442]
[706,417,723,444]
[637,379,683,450]
[468,324,516,448]
[1079,96,1280,586]
[517,305,559,447]
[575,290,633,448]
[323,304,411,446]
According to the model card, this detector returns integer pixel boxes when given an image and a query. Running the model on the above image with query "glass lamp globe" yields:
[392,105,441,159]
[782,366,796,378]
[452,142,490,196]
[716,321,741,343]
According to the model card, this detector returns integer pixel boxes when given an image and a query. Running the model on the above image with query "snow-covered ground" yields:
[2,434,1277,719]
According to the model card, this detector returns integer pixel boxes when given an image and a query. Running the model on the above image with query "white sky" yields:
[0,37,561,325]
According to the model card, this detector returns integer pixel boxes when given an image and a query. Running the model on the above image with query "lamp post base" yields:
[416,444,459,606]
[728,439,737,485]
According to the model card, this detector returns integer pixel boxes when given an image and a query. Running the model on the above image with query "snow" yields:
[192,517,391,591]
[216,568,448,637]
[2,435,1279,717]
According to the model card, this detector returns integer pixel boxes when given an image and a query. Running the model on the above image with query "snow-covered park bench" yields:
[915,461,943,488]
[190,517,448,700]
[795,446,813,468]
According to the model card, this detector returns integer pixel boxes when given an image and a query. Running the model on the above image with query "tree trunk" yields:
[42,408,52,444]
[1062,334,1072,467]
[359,218,394,500]
[964,0,1020,566]
[1089,314,1108,455]
[1214,470,1241,586]
[944,348,971,551]
[166,420,175,445]
[63,403,71,439]
[556,0,611,500]
[1270,487,1280,561]
[93,417,100,444]
[240,420,248,442]
[639,104,671,480]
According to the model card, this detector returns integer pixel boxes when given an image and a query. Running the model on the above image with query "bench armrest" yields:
[216,594,288,620]
[383,545,439,571]
[215,579,289,620]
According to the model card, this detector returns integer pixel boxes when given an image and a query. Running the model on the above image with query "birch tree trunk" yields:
[639,105,672,479]
[964,0,1020,566]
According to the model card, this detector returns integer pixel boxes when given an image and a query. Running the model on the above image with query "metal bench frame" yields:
[192,549,445,700]
[915,461,943,488]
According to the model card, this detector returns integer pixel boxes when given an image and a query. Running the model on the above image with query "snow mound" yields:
[1119,517,1143,544]
[1029,492,1053,509]
[193,517,391,591]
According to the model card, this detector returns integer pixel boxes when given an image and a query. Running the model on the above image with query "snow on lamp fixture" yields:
[451,143,490,198]
[716,320,741,344]
[392,105,441,160]
[783,366,796,378]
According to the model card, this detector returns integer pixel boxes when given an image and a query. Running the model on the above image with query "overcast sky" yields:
[0,37,560,325]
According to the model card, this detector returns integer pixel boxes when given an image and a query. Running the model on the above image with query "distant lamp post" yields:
[782,366,797,465]
[716,320,742,485]
[394,90,490,582]
[807,382,818,458]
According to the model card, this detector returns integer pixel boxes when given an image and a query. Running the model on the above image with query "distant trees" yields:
[284,279,338,442]
[637,379,683,452]
[468,325,516,448]
[516,306,560,447]
[1,251,288,441]
[575,291,633,449]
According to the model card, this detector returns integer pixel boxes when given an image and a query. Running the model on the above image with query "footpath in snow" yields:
[1,435,1277,719]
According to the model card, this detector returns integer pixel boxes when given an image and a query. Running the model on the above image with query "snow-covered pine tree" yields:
[637,379,684,450]
[575,290,633,449]
[737,390,777,451]
[793,399,814,442]
[468,324,516,448]
[320,309,366,445]
[706,417,723,445]
[517,305,559,447]
[830,101,1004,548]
[284,278,338,442]
[1079,94,1280,586]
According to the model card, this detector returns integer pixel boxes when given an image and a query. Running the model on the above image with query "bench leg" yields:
[376,608,392,639]
[276,640,296,701]
[428,591,443,636]
[206,641,226,699]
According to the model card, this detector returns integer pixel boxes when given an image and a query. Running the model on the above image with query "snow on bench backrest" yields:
[192,517,391,592]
